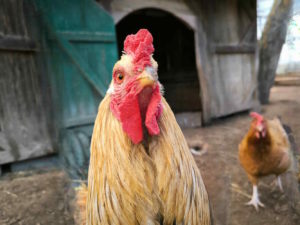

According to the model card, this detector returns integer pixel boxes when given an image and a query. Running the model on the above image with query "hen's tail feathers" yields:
[283,124,298,153]
[74,183,88,225]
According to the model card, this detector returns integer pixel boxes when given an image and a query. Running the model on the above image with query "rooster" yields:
[239,112,291,211]
[76,29,212,225]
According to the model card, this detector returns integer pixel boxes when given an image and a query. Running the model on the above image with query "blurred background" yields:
[258,0,300,75]
[0,0,299,224]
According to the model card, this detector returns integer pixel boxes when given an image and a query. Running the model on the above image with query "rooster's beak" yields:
[138,72,155,88]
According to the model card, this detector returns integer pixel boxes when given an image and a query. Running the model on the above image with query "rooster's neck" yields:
[110,85,162,144]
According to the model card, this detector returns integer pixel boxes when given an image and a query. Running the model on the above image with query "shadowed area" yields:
[116,8,202,114]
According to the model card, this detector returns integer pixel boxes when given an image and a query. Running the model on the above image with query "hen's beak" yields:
[257,124,263,132]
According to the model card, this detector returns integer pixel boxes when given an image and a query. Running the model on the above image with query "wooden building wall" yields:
[0,0,54,165]
[0,0,257,165]
[195,0,258,118]
[99,0,258,123]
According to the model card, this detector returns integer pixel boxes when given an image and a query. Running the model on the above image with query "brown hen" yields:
[239,112,291,210]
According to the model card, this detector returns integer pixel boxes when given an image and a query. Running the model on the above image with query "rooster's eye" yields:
[116,73,124,84]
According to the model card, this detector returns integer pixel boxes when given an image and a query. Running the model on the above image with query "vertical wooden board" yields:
[205,0,256,45]
[34,0,118,178]
[37,0,116,33]
[0,52,54,164]
[212,54,256,117]
[35,0,118,125]
[0,0,54,165]
[72,42,116,87]
[195,0,257,119]
[0,0,28,36]
[46,42,102,125]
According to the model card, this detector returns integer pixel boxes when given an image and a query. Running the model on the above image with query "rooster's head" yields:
[250,112,266,139]
[108,29,163,144]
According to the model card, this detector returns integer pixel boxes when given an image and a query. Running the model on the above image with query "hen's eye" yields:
[116,73,124,84]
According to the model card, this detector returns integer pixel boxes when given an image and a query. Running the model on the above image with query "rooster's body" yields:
[239,112,291,210]
[77,29,211,225]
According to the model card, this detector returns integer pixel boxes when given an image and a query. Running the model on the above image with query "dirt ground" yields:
[0,170,74,225]
[0,84,299,225]
[186,85,300,225]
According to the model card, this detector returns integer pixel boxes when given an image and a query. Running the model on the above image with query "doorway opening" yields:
[116,8,202,126]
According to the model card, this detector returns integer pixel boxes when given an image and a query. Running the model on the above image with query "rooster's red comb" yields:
[250,112,264,123]
[123,29,154,72]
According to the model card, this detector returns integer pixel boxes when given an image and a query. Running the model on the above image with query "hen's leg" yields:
[246,185,265,211]
[276,176,284,192]
[246,176,264,211]
[271,176,284,192]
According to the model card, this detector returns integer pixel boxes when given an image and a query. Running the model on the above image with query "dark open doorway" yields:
[116,8,201,121]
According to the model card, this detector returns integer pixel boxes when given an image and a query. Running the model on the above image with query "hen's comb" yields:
[124,29,154,72]
[250,112,264,123]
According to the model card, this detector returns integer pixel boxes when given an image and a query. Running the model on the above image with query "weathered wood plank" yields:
[210,53,257,117]
[213,44,256,54]
[44,20,107,96]
[56,31,116,42]
[0,0,29,36]
[0,35,37,52]
[0,53,53,162]
[0,0,53,165]
[0,51,54,164]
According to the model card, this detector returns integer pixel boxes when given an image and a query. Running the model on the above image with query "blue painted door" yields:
[35,0,117,178]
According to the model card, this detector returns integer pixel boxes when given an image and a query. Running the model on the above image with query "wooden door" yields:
[0,0,53,166]
[35,0,118,178]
